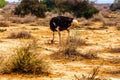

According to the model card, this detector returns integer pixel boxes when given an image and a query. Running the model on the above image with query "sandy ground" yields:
[0,21,120,80]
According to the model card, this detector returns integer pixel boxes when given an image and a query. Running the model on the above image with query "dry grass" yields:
[81,20,93,26]
[107,58,120,64]
[106,46,120,53]
[107,70,120,75]
[79,50,99,59]
[102,20,117,27]
[0,39,50,75]
[0,22,9,27]
[116,23,120,30]
[0,28,7,32]
[35,18,50,27]
[50,32,92,60]
[60,32,88,57]
[91,14,102,22]
[8,30,32,39]
[10,15,37,24]
[74,63,107,80]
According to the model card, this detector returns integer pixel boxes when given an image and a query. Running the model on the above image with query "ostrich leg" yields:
[58,30,61,44]
[51,31,55,43]
[67,29,70,42]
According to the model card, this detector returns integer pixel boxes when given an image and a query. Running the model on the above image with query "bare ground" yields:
[0,20,119,80]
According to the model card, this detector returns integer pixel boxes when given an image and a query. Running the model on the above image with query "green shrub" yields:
[71,1,99,18]
[45,0,99,18]
[42,0,56,11]
[14,0,47,17]
[0,0,6,8]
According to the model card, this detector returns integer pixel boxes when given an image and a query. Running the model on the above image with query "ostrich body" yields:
[50,16,78,44]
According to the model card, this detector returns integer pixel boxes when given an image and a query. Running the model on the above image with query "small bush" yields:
[0,39,50,74]
[0,28,7,32]
[50,31,88,60]
[74,63,106,80]
[108,58,120,64]
[61,40,79,57]
[8,31,32,39]
[81,20,93,26]
[107,46,120,53]
[91,14,102,22]
[107,70,120,74]
[116,24,120,30]
[102,20,117,27]
[0,0,7,8]
[79,50,99,59]
[0,22,9,27]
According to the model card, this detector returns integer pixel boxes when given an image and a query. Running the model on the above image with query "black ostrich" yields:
[50,16,78,44]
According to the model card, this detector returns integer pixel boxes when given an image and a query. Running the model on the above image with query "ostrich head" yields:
[71,19,79,27]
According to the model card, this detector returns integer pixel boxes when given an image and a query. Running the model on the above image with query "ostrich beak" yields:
[71,19,79,27]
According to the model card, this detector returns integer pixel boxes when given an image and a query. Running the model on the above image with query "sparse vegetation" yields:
[108,58,120,64]
[0,1,120,80]
[107,46,120,53]
[74,63,107,80]
[79,50,99,59]
[60,32,88,58]
[51,32,89,60]
[8,31,32,39]
[116,24,120,30]
[0,39,50,74]
[0,22,9,27]
[0,28,7,32]
[10,15,37,24]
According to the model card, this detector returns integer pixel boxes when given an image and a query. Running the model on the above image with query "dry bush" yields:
[79,50,99,59]
[107,70,120,75]
[91,14,102,22]
[69,36,88,46]
[0,39,50,74]
[60,32,88,57]
[10,15,37,24]
[74,63,108,80]
[81,20,93,26]
[31,28,39,30]
[50,32,88,60]
[108,58,120,64]
[116,23,120,30]
[0,22,9,27]
[107,46,120,53]
[8,31,32,39]
[102,20,117,27]
[100,10,110,18]
[36,18,50,26]
[97,12,116,27]
[0,28,7,32]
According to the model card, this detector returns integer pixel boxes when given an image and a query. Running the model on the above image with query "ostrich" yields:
[50,16,78,44]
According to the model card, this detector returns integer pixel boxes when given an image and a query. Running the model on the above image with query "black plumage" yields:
[50,16,78,44]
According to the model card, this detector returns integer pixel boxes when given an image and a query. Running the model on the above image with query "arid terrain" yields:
[0,5,120,80]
